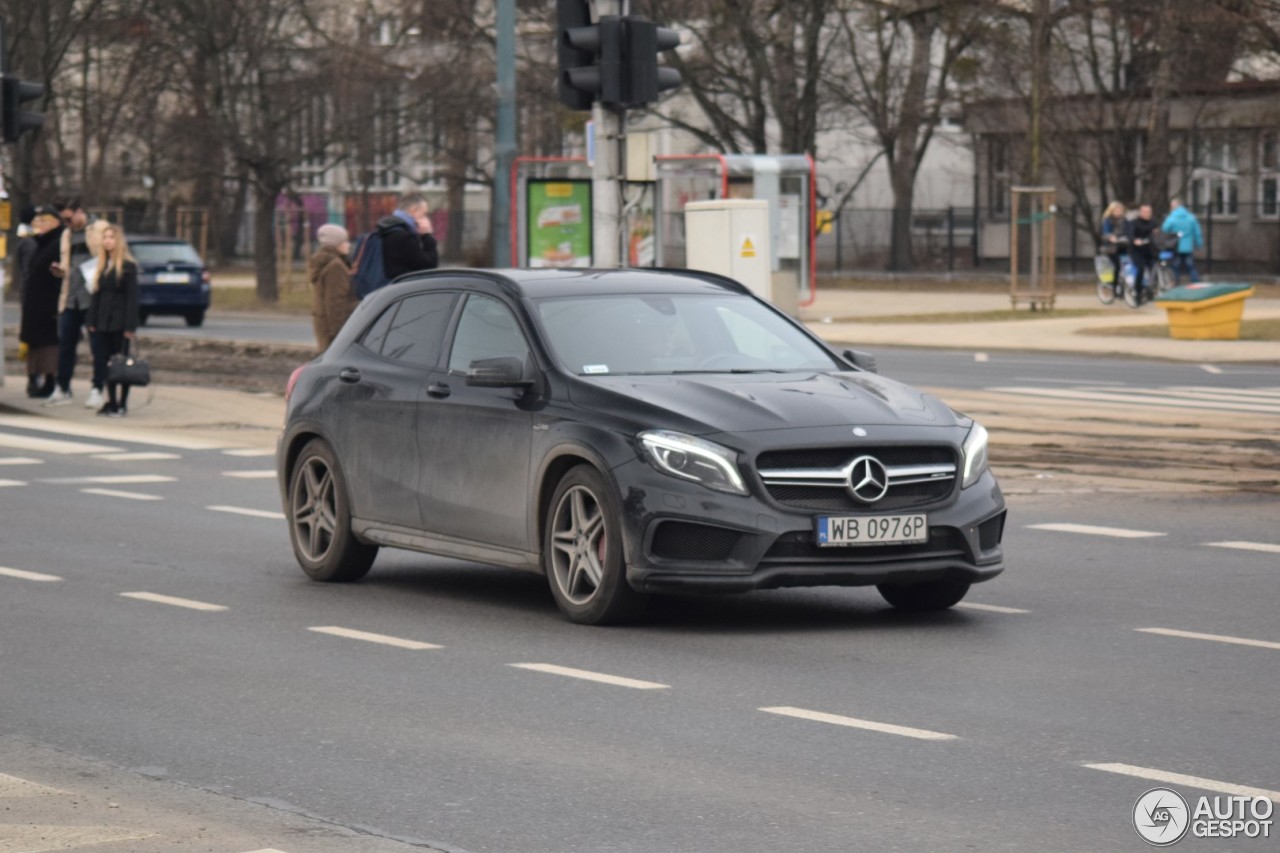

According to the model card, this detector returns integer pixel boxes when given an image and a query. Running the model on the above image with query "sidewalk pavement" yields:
[798,287,1280,364]
[2,285,1275,439]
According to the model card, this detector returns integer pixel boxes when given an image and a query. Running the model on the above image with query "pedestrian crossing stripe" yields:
[988,385,1280,415]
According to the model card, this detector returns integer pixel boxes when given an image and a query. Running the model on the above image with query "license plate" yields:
[155,272,191,284]
[816,514,928,547]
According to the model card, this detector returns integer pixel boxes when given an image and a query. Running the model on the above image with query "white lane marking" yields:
[222,470,277,479]
[241,849,291,853]
[989,386,1280,414]
[1012,377,1126,386]
[1177,386,1280,399]
[956,602,1030,614]
[308,626,442,650]
[0,432,120,455]
[207,505,286,520]
[0,479,28,487]
[760,706,957,741]
[120,592,228,612]
[0,414,226,449]
[81,488,164,502]
[90,451,182,461]
[1206,540,1280,555]
[509,663,670,690]
[1136,627,1280,652]
[1027,523,1165,539]
[0,771,68,796]
[973,353,989,363]
[1200,364,1224,374]
[222,448,276,457]
[1084,763,1280,800]
[0,456,43,465]
[0,566,63,582]
[41,474,176,485]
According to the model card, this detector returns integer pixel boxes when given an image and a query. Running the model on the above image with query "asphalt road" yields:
[1,414,1277,852]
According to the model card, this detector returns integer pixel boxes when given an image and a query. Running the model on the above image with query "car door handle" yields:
[338,367,362,384]
[426,382,452,399]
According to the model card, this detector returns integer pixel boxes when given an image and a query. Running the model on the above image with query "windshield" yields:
[534,293,840,376]
[132,243,204,267]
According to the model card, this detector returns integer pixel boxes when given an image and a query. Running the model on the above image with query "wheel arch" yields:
[534,445,615,560]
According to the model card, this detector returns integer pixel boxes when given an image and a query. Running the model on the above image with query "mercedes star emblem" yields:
[847,455,890,503]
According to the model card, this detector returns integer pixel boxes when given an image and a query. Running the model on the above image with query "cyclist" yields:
[1160,197,1204,285]
[1126,203,1157,302]
[1099,201,1128,296]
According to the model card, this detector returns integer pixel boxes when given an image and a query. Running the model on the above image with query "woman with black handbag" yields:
[86,224,139,417]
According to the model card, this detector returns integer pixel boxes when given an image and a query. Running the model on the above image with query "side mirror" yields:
[843,349,877,374]
[466,356,533,388]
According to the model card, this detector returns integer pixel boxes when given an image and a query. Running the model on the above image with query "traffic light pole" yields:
[591,0,622,268]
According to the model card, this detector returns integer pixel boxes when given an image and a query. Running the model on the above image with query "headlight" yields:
[638,430,747,496]
[961,423,989,489]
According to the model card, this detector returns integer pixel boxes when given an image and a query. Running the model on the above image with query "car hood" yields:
[570,371,959,434]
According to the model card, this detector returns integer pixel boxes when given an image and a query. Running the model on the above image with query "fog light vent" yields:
[651,522,741,562]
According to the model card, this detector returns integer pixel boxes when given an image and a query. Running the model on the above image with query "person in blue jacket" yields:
[1160,198,1204,285]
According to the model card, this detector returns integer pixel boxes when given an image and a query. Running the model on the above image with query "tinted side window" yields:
[447,295,528,373]
[380,292,458,367]
[360,302,399,354]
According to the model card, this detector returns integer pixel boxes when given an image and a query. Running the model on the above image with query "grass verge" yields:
[212,285,312,314]
[1082,317,1280,341]
[820,308,1111,324]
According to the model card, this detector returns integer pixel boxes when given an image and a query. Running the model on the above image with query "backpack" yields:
[349,230,389,299]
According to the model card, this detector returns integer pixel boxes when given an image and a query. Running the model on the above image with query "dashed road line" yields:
[0,432,120,455]
[1027,523,1165,539]
[119,592,228,612]
[509,663,670,690]
[1199,364,1224,374]
[1206,540,1280,555]
[80,488,164,501]
[90,451,183,461]
[990,385,1280,415]
[760,706,957,741]
[1084,763,1280,800]
[956,602,1029,614]
[222,448,276,457]
[0,456,43,465]
[222,470,277,479]
[207,505,286,520]
[42,474,176,485]
[308,626,442,650]
[1136,627,1280,652]
[0,414,226,450]
[0,479,27,488]
[0,567,63,582]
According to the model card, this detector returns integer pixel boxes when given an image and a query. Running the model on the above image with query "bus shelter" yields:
[654,154,817,308]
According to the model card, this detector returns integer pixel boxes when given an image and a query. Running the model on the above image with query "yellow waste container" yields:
[1155,283,1255,340]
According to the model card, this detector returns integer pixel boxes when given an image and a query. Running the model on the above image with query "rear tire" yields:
[138,311,150,326]
[287,438,378,582]
[878,579,970,611]
[1096,277,1116,305]
[185,310,205,327]
[543,465,646,625]
[1123,276,1142,309]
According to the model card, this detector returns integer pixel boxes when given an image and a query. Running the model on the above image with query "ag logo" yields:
[1134,788,1190,846]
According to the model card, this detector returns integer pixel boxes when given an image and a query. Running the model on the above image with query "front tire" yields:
[543,465,646,625]
[287,438,378,582]
[878,579,970,611]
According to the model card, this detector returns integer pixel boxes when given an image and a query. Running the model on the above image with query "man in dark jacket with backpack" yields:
[378,192,439,280]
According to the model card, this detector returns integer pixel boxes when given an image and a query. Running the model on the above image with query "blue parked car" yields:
[131,236,211,327]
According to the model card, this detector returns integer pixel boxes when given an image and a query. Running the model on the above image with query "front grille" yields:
[758,446,954,470]
[766,480,953,512]
[757,445,958,511]
[761,528,967,565]
[650,521,742,562]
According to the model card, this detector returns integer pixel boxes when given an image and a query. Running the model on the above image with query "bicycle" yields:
[1095,237,1136,306]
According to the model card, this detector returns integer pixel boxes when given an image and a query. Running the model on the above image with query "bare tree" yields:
[827,0,986,270]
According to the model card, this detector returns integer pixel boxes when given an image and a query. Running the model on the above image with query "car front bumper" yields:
[609,457,1006,594]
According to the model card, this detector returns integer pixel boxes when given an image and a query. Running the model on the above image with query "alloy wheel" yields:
[292,456,337,562]
[549,485,608,605]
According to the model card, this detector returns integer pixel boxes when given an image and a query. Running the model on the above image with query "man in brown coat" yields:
[309,224,359,352]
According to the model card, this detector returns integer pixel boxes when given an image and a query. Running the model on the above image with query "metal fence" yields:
[820,204,1280,277]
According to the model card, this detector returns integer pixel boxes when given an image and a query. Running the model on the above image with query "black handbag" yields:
[107,341,151,387]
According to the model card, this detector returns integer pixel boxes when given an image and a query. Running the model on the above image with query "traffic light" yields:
[2,73,45,143]
[557,0,682,111]
[622,18,681,107]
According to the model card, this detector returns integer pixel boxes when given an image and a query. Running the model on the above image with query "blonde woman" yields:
[1099,201,1128,296]
[85,224,139,416]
